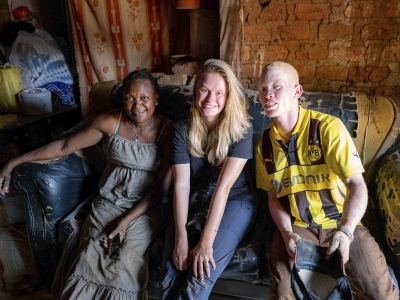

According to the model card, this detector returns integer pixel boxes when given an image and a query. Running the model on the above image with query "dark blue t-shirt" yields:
[171,120,254,201]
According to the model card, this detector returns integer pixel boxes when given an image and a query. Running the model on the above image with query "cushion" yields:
[0,225,38,292]
[0,185,26,226]
[89,80,121,114]
[299,91,400,184]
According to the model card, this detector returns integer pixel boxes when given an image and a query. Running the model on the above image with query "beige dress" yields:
[61,111,170,300]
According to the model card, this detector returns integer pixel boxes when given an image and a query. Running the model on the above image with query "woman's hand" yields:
[0,163,13,195]
[102,218,129,250]
[173,235,190,271]
[191,242,216,281]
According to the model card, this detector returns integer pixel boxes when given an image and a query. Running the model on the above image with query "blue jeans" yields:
[159,195,257,300]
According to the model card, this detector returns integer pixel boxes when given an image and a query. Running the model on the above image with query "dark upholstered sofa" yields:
[12,83,400,299]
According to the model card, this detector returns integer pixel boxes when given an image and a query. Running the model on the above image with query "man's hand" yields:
[282,231,302,257]
[326,230,351,263]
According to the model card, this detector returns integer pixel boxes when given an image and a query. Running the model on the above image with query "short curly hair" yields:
[122,69,159,94]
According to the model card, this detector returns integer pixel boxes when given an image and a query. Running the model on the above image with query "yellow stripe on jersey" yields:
[290,191,343,229]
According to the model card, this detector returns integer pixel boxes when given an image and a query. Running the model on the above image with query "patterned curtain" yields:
[69,0,172,118]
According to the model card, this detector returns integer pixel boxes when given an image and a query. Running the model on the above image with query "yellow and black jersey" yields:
[255,106,365,229]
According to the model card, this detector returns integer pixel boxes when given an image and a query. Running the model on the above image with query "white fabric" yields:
[7,0,35,21]
[8,28,73,89]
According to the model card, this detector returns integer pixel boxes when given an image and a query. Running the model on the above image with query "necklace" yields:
[128,116,154,142]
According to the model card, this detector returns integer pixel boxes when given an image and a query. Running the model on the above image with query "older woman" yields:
[0,69,173,299]
[159,59,257,299]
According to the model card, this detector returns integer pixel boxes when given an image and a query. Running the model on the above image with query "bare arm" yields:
[0,112,117,194]
[192,157,248,280]
[268,191,301,257]
[103,121,174,245]
[326,173,368,262]
[172,163,191,270]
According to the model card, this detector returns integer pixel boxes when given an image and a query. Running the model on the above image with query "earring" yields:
[156,102,158,106]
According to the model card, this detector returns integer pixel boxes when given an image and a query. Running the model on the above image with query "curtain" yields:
[219,0,243,78]
[69,0,172,118]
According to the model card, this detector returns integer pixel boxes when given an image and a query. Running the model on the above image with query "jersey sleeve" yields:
[321,118,365,181]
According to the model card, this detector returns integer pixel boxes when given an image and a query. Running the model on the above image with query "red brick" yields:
[349,66,390,82]
[380,73,399,87]
[381,46,400,61]
[361,23,398,40]
[345,1,374,18]
[292,61,316,79]
[304,43,329,60]
[369,67,390,82]
[260,4,287,22]
[295,45,308,60]
[241,63,257,79]
[365,42,386,64]
[330,0,345,6]
[277,24,310,40]
[349,66,370,82]
[315,65,348,81]
[375,86,400,99]
[318,24,354,41]
[294,4,330,21]
[385,0,400,18]
[243,46,251,61]
[263,46,289,61]
[244,25,272,43]
[332,45,366,62]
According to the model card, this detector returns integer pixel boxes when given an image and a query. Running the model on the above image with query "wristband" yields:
[338,226,354,242]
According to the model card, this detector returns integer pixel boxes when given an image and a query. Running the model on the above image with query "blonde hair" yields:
[262,61,299,84]
[187,59,251,166]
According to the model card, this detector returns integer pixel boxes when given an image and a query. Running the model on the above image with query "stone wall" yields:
[240,0,400,99]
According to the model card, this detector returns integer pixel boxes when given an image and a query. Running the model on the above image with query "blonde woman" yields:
[159,59,257,299]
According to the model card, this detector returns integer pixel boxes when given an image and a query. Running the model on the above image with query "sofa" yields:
[11,82,400,299]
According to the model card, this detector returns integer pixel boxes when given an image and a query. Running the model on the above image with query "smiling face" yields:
[123,78,158,124]
[195,72,228,125]
[258,65,302,120]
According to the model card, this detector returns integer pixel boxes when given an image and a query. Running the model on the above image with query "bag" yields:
[186,193,210,249]
[0,65,23,113]
[291,239,353,300]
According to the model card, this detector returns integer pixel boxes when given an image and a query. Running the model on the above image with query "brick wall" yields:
[240,0,400,98]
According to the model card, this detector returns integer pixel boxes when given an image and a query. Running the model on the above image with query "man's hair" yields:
[122,69,159,94]
[263,61,300,84]
[188,59,251,166]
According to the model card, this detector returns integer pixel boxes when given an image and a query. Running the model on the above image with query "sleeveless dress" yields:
[60,111,170,300]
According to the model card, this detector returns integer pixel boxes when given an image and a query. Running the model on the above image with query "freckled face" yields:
[195,72,228,124]
[123,79,158,124]
[257,67,302,119]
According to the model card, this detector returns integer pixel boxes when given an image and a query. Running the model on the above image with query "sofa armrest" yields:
[12,153,98,287]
